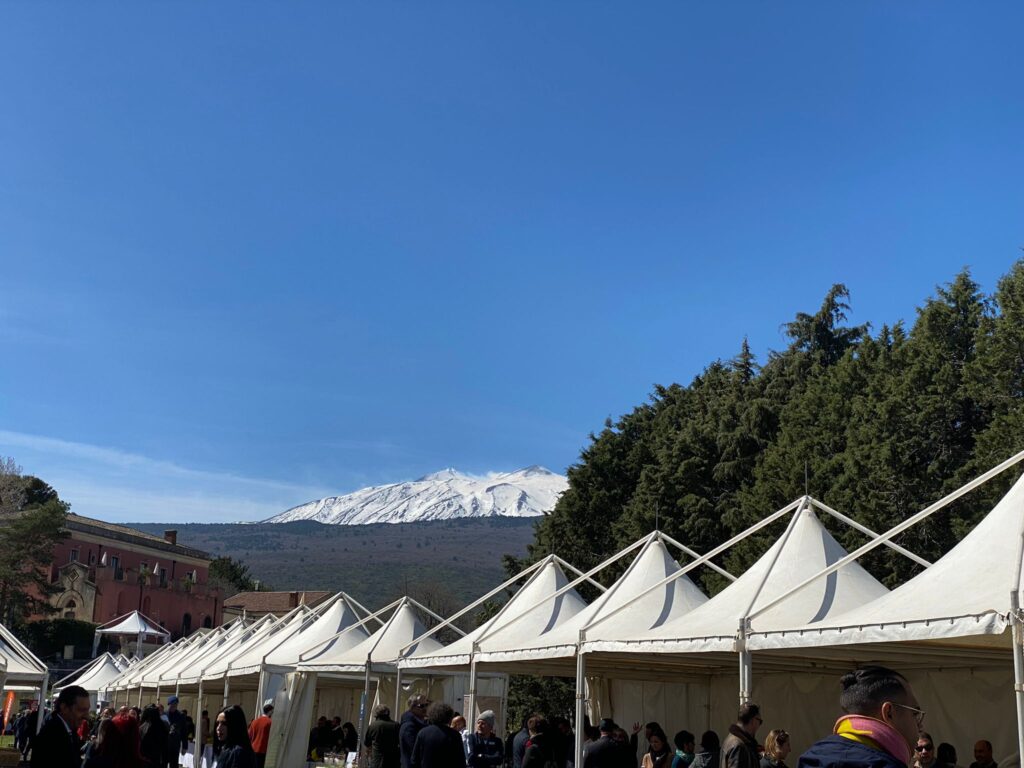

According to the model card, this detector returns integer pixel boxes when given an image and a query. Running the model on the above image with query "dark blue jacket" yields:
[799,735,907,768]
[400,710,427,768]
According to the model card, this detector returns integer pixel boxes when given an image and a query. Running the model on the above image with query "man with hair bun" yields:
[799,665,924,768]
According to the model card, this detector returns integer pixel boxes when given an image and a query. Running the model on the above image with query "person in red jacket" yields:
[247,702,274,768]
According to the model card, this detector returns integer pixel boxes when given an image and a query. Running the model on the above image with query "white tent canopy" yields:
[298,598,445,673]
[96,611,170,638]
[0,620,48,690]
[468,534,712,671]
[748,470,1024,650]
[584,499,891,656]
[54,653,124,703]
[401,556,589,672]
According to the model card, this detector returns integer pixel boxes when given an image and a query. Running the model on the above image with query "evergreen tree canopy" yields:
[518,261,1024,594]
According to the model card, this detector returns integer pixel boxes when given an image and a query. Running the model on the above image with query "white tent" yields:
[736,461,1024,760]
[53,653,124,705]
[93,611,171,658]
[466,533,713,672]
[0,620,48,692]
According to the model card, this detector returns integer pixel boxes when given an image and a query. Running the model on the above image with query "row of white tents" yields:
[6,452,1024,768]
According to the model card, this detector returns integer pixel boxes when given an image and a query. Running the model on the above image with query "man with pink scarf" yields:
[798,666,924,768]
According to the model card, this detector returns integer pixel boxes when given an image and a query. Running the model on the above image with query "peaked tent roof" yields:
[0,621,47,686]
[262,592,372,671]
[221,604,317,679]
[473,536,709,667]
[401,556,589,670]
[585,502,889,654]
[299,599,446,673]
[171,614,281,684]
[55,653,124,695]
[748,471,1024,650]
[96,611,170,638]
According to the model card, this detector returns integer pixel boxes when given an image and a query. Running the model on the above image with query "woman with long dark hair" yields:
[83,713,144,768]
[642,728,674,768]
[138,705,169,768]
[212,705,255,768]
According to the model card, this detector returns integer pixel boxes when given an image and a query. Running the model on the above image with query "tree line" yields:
[508,260,1024,596]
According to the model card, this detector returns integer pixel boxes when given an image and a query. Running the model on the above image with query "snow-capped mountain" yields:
[264,466,568,525]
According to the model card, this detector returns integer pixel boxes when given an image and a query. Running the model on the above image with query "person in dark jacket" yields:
[83,713,145,768]
[139,705,170,768]
[513,717,537,768]
[365,705,401,768]
[32,685,91,768]
[692,731,720,768]
[401,694,431,768]
[468,710,505,768]
[522,718,556,768]
[722,703,763,768]
[165,696,187,768]
[212,705,255,768]
[412,701,467,768]
[583,718,631,768]
[798,665,924,768]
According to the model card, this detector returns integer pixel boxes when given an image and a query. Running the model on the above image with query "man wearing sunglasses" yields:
[798,665,924,768]
[913,735,937,768]
[401,694,431,768]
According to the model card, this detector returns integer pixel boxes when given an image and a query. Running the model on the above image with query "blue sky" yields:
[1,3,1022,522]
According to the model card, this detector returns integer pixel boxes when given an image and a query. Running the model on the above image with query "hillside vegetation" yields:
[130,517,537,610]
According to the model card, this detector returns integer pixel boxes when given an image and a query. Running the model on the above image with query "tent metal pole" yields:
[467,651,479,723]
[223,676,230,708]
[155,682,161,703]
[394,666,402,716]
[1011,593,1024,763]
[737,619,751,705]
[36,675,48,734]
[574,651,586,768]
[138,686,143,707]
[197,680,204,720]
[358,660,371,757]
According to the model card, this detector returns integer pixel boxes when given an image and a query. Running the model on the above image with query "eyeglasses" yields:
[916,745,934,753]
[890,702,926,727]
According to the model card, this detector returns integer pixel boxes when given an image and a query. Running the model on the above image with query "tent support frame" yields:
[574,650,586,768]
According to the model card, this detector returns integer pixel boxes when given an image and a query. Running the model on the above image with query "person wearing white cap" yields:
[468,711,503,768]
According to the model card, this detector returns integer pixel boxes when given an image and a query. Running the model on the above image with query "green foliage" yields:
[21,618,96,659]
[514,261,1024,597]
[208,555,269,595]
[0,460,70,624]
[505,675,575,735]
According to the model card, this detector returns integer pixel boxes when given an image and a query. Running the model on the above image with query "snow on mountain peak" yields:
[265,466,568,526]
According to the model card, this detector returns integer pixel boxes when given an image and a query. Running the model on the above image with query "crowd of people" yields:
[8,664,1009,768]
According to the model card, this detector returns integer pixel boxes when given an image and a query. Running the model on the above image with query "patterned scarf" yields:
[834,714,911,767]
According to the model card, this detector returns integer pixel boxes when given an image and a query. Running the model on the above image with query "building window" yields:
[89,551,96,565]
[182,613,192,635]
[111,556,122,580]
[69,549,79,562]
[64,600,77,620]
[203,615,213,629]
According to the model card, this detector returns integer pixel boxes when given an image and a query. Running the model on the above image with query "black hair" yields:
[839,666,910,715]
[426,702,454,727]
[217,705,252,749]
[56,685,89,710]
[700,731,720,752]
[675,731,695,751]
[141,705,162,725]
[263,704,274,715]
[646,722,662,732]
[937,744,957,765]
[373,704,391,719]
[737,703,761,725]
